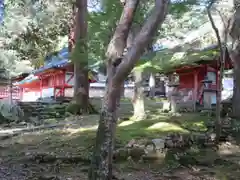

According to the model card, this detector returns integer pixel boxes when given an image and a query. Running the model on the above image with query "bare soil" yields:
[1,102,240,180]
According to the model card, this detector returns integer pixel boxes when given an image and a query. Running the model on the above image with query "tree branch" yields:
[106,0,140,61]
[113,0,170,83]
[207,0,228,143]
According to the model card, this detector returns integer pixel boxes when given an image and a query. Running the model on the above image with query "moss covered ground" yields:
[0,98,240,180]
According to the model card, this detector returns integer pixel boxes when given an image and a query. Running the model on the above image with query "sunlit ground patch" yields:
[64,125,98,136]
[118,120,135,127]
[146,122,189,133]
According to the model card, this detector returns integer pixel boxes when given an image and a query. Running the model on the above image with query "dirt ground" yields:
[0,118,240,180]
[1,100,240,180]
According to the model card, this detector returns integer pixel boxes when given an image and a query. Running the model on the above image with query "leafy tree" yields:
[0,0,33,77]
[7,0,70,68]
[89,0,169,178]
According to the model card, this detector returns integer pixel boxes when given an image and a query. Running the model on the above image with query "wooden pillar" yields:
[193,70,198,111]
[20,87,23,101]
[53,73,56,98]
[40,76,42,98]
[63,71,66,97]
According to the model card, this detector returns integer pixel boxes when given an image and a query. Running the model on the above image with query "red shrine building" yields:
[166,45,233,106]
[0,44,233,105]
[9,47,96,101]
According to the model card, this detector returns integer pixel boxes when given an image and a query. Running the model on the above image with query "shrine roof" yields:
[33,47,69,75]
[137,44,228,73]
[13,74,39,86]
[33,59,69,75]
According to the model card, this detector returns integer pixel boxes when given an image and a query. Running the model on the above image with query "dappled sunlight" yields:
[64,125,98,136]
[118,120,135,127]
[192,121,206,129]
[147,113,169,120]
[146,122,189,133]
[217,144,240,156]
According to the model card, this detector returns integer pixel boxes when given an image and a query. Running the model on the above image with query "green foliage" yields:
[88,0,209,72]
[88,0,122,64]
[2,0,213,74]
[66,101,82,115]
[6,0,70,68]
[136,45,219,73]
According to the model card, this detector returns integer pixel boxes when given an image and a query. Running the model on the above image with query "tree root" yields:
[66,101,98,115]
[88,102,98,114]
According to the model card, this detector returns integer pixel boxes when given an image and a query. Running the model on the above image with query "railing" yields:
[203,83,217,90]
[0,87,21,100]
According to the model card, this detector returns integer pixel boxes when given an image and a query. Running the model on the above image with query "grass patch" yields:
[2,98,240,179]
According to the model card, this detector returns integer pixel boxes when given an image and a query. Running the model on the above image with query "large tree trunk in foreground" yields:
[89,0,140,179]
[229,6,240,119]
[229,48,240,118]
[89,0,169,179]
[233,61,240,118]
[71,0,89,113]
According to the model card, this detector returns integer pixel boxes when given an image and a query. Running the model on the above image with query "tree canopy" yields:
[0,0,230,76]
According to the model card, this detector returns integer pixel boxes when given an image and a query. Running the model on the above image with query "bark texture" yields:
[229,45,240,118]
[207,2,227,142]
[71,0,89,113]
[229,6,240,119]
[89,0,169,179]
[127,25,146,120]
[89,0,140,179]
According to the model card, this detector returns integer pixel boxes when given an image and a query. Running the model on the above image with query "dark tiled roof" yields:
[33,47,69,74]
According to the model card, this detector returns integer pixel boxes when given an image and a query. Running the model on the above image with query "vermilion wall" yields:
[178,66,217,90]
[178,68,205,89]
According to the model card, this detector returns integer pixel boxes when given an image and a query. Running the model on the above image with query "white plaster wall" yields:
[21,88,54,102]
[22,91,40,102]
[65,72,74,85]
[42,88,54,98]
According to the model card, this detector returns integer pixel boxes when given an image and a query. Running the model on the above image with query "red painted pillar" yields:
[40,76,42,98]
[193,70,198,111]
[53,73,56,98]
[20,87,23,101]
[62,71,66,97]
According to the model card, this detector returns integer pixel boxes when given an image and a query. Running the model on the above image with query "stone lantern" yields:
[201,76,216,109]
[167,73,180,112]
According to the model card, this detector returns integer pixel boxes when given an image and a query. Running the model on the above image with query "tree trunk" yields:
[207,2,226,142]
[229,50,240,118]
[229,6,240,119]
[127,25,146,120]
[89,0,140,179]
[89,0,169,179]
[233,62,240,118]
[73,63,89,113]
[70,0,89,113]
[132,70,145,120]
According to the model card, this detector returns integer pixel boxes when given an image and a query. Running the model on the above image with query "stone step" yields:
[17,101,69,122]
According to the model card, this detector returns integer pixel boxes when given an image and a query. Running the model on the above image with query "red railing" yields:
[0,87,21,100]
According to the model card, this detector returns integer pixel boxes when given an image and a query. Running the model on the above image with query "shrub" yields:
[0,98,24,123]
